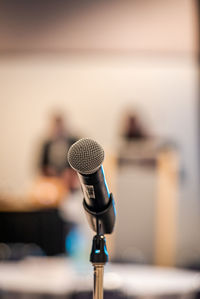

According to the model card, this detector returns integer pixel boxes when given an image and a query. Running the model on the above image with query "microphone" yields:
[67,138,116,234]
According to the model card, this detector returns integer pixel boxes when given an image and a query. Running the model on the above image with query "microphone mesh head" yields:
[67,138,104,175]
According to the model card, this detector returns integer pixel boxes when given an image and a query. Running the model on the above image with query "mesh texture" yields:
[67,138,104,174]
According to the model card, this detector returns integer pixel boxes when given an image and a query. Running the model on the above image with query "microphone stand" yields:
[90,219,108,299]
[83,193,115,299]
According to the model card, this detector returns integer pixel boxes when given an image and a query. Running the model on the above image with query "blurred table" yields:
[0,209,68,256]
[0,257,199,298]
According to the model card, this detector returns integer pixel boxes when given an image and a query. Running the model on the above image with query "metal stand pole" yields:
[93,264,104,299]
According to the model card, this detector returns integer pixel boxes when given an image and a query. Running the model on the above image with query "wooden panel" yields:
[155,150,178,266]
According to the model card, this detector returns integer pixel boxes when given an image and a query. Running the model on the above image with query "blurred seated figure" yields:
[118,109,158,168]
[39,113,79,192]
[122,112,148,141]
[35,112,82,257]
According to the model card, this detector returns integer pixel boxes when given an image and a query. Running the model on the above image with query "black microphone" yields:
[67,138,116,234]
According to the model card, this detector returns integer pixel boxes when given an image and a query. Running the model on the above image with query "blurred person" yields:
[29,112,82,256]
[122,111,149,142]
[38,115,93,263]
[39,113,79,192]
[117,108,157,168]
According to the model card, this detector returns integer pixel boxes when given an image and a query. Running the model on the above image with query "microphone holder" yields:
[83,194,115,234]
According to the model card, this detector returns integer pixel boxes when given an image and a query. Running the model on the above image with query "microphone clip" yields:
[83,193,116,234]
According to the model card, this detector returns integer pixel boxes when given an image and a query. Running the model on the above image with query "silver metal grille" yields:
[67,138,104,174]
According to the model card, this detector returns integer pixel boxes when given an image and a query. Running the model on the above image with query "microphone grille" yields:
[67,138,104,175]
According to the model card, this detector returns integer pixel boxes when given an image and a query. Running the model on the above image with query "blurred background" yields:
[0,0,200,298]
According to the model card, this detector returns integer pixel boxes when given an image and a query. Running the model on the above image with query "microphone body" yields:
[67,138,116,234]
[78,166,110,212]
